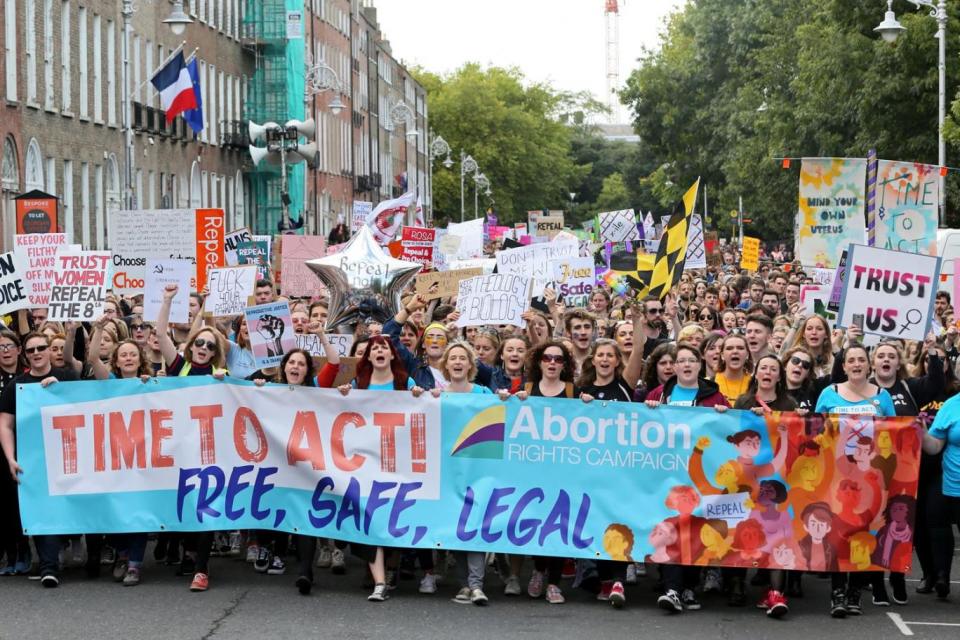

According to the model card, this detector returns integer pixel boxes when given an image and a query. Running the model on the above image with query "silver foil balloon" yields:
[306,225,422,330]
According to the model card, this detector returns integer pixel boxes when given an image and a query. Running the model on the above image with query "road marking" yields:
[904,578,960,585]
[888,612,914,636]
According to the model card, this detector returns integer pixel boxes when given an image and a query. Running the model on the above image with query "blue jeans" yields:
[34,535,62,577]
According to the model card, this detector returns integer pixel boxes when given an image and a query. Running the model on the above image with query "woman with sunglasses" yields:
[698,306,721,332]
[385,295,454,390]
[338,335,420,601]
[156,284,228,592]
[782,346,831,411]
[644,343,729,613]
[815,344,896,619]
[515,340,579,604]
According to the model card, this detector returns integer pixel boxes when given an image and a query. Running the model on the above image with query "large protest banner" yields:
[496,239,579,296]
[838,245,941,341]
[796,158,867,268]
[875,160,939,255]
[47,251,110,322]
[19,379,919,571]
[0,251,30,315]
[13,233,67,307]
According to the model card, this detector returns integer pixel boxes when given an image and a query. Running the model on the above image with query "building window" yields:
[45,156,55,195]
[208,64,217,145]
[4,0,17,101]
[93,15,102,121]
[135,168,142,210]
[24,139,43,191]
[199,60,207,142]
[25,0,36,103]
[63,160,73,241]
[60,0,71,111]
[43,0,53,110]
[94,164,103,249]
[145,40,154,108]
[107,19,116,124]
[78,7,88,117]
[133,35,142,104]
[80,162,90,247]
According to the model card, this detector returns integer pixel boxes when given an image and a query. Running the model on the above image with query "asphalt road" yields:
[1,546,958,640]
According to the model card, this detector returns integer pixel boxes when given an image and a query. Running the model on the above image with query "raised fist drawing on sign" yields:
[256,314,286,358]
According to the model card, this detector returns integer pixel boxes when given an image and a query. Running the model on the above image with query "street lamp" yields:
[875,0,947,226]
[121,0,194,210]
[460,152,478,222]
[306,60,345,115]
[473,172,490,219]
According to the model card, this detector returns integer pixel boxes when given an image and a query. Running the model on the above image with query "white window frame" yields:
[60,0,71,112]
[4,0,17,101]
[78,7,88,118]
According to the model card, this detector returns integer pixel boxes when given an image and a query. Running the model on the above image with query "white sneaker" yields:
[368,583,389,602]
[453,587,471,604]
[245,545,259,563]
[316,546,332,569]
[254,547,271,573]
[470,588,489,605]
[504,575,522,596]
[331,548,346,575]
[228,533,242,557]
[419,573,438,594]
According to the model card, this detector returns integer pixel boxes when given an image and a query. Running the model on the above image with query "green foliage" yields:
[413,64,588,225]
[594,173,631,212]
[621,0,960,236]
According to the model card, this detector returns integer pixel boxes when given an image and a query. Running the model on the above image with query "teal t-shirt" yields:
[668,384,698,407]
[815,385,896,417]
[928,394,960,497]
[361,377,416,391]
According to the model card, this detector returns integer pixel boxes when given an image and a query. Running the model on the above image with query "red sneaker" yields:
[609,581,626,609]
[765,590,788,618]
[597,580,613,601]
[190,572,209,592]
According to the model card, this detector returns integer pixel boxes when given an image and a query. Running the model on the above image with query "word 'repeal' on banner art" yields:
[796,159,866,269]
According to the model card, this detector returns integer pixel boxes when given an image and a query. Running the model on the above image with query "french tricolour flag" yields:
[151,52,198,124]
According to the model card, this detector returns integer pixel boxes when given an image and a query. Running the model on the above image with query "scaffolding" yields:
[242,0,306,235]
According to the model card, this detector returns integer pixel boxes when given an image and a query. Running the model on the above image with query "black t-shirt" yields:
[529,381,580,399]
[167,353,214,377]
[580,377,633,402]
[246,369,276,383]
[0,366,79,416]
[0,368,18,395]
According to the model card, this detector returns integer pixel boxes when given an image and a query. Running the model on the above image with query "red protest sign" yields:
[400,227,436,270]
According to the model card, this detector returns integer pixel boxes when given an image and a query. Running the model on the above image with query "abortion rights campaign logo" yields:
[450,404,506,459]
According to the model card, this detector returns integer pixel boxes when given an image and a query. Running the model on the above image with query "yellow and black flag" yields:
[639,178,700,299]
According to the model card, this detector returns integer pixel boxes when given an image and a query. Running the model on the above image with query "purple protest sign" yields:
[827,249,848,312]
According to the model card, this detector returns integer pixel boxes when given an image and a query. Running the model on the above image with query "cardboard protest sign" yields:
[244,301,297,369]
[496,239,579,296]
[455,274,531,328]
[875,160,939,255]
[685,214,706,269]
[400,227,436,270]
[108,209,224,293]
[415,268,484,300]
[204,266,257,317]
[796,158,866,268]
[447,219,484,259]
[551,256,594,308]
[535,215,564,239]
[740,237,760,271]
[236,240,270,280]
[13,233,67,307]
[143,259,192,324]
[352,201,373,234]
[224,228,252,266]
[314,356,359,387]
[295,332,354,358]
[0,251,31,315]
[838,245,941,341]
[280,235,327,297]
[597,209,640,243]
[47,251,110,322]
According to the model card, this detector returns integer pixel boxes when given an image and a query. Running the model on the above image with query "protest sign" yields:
[456,274,531,328]
[400,227,436,269]
[143,259,193,323]
[237,240,270,280]
[809,268,835,286]
[685,214,706,269]
[279,235,326,297]
[415,268,484,300]
[496,239,579,296]
[827,249,848,312]
[447,219,484,259]
[244,301,297,369]
[108,209,225,293]
[740,237,760,271]
[597,209,640,243]
[535,215,564,239]
[352,201,373,234]
[204,266,257,317]
[47,251,110,322]
[0,251,31,315]
[13,233,67,307]
[225,228,252,266]
[796,158,866,268]
[875,160,939,255]
[838,245,941,341]
[19,379,921,573]
[551,256,594,308]
[295,332,354,359]
[800,285,836,321]
[194,209,225,293]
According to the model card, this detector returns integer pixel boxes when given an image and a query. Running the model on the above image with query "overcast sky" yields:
[372,0,686,121]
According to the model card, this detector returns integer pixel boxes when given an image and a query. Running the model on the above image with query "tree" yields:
[594,173,631,212]
[413,64,589,224]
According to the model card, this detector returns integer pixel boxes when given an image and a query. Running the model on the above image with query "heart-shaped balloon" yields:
[305,226,421,330]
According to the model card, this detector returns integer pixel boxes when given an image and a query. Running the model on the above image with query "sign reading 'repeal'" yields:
[837,244,941,341]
